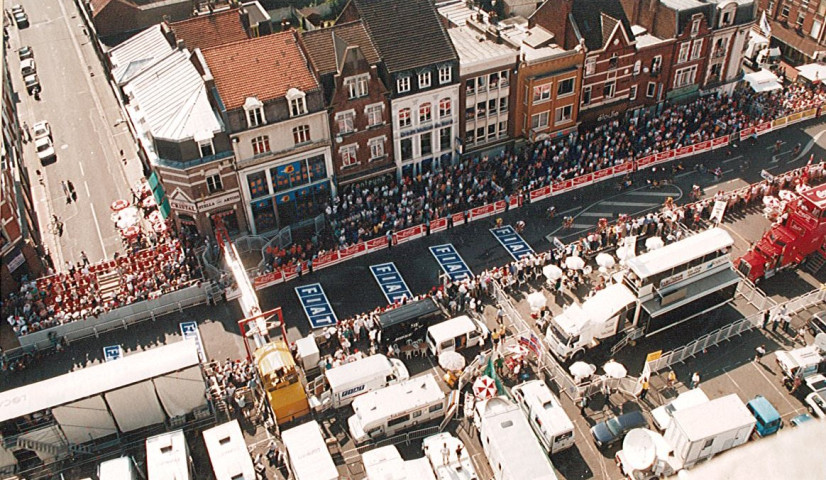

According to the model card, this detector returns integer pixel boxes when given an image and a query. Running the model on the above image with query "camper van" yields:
[426,315,489,356]
[98,457,138,480]
[422,432,479,480]
[281,420,339,480]
[202,420,256,480]
[348,374,448,444]
[362,445,436,480]
[145,430,192,480]
[474,396,559,480]
[322,354,409,408]
[511,380,575,454]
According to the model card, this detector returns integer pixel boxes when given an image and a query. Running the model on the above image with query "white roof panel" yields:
[671,394,755,441]
[626,228,733,279]
[108,25,175,86]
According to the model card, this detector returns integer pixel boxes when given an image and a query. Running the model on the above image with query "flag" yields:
[760,11,772,36]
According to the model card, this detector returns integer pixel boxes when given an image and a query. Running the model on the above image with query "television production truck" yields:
[736,183,826,282]
[545,228,739,360]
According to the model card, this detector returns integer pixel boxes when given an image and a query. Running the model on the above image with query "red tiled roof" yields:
[169,8,250,50]
[202,31,320,111]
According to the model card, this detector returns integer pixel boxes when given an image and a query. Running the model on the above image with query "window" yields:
[251,136,270,155]
[609,54,618,69]
[439,66,451,84]
[533,84,551,103]
[340,144,358,167]
[530,111,549,130]
[691,18,701,35]
[477,101,486,117]
[439,98,452,118]
[419,71,431,89]
[476,126,484,140]
[489,72,499,88]
[702,439,714,449]
[498,121,507,137]
[585,57,596,76]
[429,404,443,413]
[292,125,310,144]
[198,140,214,158]
[387,414,409,428]
[499,97,508,112]
[633,60,641,76]
[420,132,432,156]
[466,129,474,143]
[488,99,496,114]
[651,56,662,74]
[477,75,487,90]
[554,104,572,124]
[366,104,383,127]
[674,65,697,88]
[400,138,413,161]
[557,78,575,96]
[466,79,475,94]
[581,86,592,106]
[398,76,411,93]
[710,63,722,77]
[678,42,690,63]
[345,75,369,99]
[691,39,703,60]
[629,85,637,101]
[399,108,412,128]
[439,127,451,151]
[289,95,307,117]
[722,11,732,26]
[781,5,789,18]
[419,103,432,123]
[603,80,616,99]
[767,1,774,14]
[500,70,509,86]
[336,111,355,134]
[206,174,223,193]
[797,12,806,27]
[487,124,496,140]
[714,38,727,58]
[369,137,384,160]
[646,82,656,98]
[813,19,823,39]
[247,107,264,128]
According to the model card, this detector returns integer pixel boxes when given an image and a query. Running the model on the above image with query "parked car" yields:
[21,58,36,76]
[790,413,814,427]
[13,11,29,28]
[32,121,51,141]
[24,74,39,95]
[806,391,825,419]
[805,374,826,396]
[35,137,56,163]
[11,4,24,15]
[18,46,33,61]
[807,311,826,337]
[590,410,648,449]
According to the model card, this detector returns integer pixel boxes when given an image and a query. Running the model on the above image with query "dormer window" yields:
[691,19,700,36]
[243,97,265,128]
[345,74,369,99]
[286,88,308,117]
[720,4,736,27]
[397,76,411,93]
[439,66,451,84]
[609,54,618,69]
[419,71,431,89]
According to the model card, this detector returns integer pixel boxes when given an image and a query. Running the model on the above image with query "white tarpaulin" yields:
[17,425,64,463]
[153,365,207,417]
[0,442,18,469]
[105,381,166,432]
[743,70,782,93]
[52,396,118,444]
[796,63,826,83]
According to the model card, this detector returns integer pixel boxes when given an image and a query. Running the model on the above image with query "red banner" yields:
[530,185,552,202]
[338,242,367,261]
[470,203,496,220]
[755,122,772,134]
[314,251,338,269]
[613,162,633,174]
[711,135,730,149]
[253,270,283,290]
[592,167,614,182]
[452,212,465,227]
[637,155,656,168]
[394,225,422,244]
[552,179,573,194]
[509,196,520,208]
[693,140,712,153]
[430,217,448,233]
[739,127,755,141]
[366,236,388,251]
[572,173,593,188]
[655,150,675,163]
[674,145,694,158]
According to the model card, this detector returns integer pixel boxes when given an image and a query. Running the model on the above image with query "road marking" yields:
[628,191,677,197]
[750,357,799,412]
[430,244,473,281]
[295,283,338,329]
[490,225,535,260]
[78,160,84,176]
[766,141,785,150]
[600,201,658,207]
[771,150,792,163]
[579,211,613,217]
[722,155,744,164]
[570,223,594,229]
[369,263,413,304]
[88,203,108,259]
[558,206,582,216]
[83,181,90,197]
[675,170,694,178]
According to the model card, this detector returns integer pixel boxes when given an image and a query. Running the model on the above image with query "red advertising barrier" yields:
[552,179,573,194]
[314,251,339,269]
[710,135,729,149]
[693,140,712,153]
[430,217,448,233]
[338,242,367,261]
[787,111,804,124]
[470,203,496,220]
[366,236,388,252]
[613,162,633,174]
[654,150,675,164]
[253,270,283,290]
[394,225,422,245]
[637,155,656,169]
[592,166,614,182]
[530,185,552,202]
[755,121,772,135]
[494,200,508,214]
[509,196,520,208]
[739,127,756,141]
[452,211,465,227]
[673,145,694,159]
[572,173,593,188]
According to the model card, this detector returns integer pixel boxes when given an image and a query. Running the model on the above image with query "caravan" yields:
[348,374,448,444]
[511,380,575,454]
[202,420,256,480]
[145,430,192,480]
[281,420,339,480]
[97,457,138,480]
[426,315,489,356]
[322,354,409,408]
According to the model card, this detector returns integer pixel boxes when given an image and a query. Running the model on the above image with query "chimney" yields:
[176,38,185,50]
[239,7,251,33]
[160,22,176,48]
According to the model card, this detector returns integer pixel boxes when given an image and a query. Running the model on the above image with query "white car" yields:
[35,137,56,163]
[806,392,825,419]
[32,121,51,141]
[21,58,36,76]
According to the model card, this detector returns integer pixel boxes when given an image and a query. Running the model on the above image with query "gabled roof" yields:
[124,49,222,142]
[168,8,250,50]
[570,0,635,51]
[108,24,175,86]
[349,0,458,73]
[301,20,380,75]
[201,31,319,111]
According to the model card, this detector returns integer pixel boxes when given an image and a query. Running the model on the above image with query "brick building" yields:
[758,0,826,64]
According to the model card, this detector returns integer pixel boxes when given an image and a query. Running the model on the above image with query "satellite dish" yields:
[814,333,826,352]
[622,429,656,471]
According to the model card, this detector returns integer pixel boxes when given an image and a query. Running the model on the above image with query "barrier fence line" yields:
[252,106,824,291]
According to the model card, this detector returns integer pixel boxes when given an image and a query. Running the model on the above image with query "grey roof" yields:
[448,26,518,69]
[570,0,635,51]
[107,24,174,86]
[351,0,458,73]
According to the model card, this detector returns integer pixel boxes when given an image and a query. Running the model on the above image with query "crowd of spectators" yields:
[205,358,258,413]
[259,83,826,273]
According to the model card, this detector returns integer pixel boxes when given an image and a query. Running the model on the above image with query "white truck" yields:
[544,283,636,360]
[615,429,680,480]
[281,420,339,480]
[663,394,755,469]
[422,432,479,480]
[319,354,409,408]
[511,380,575,454]
[362,445,436,480]
[650,388,709,431]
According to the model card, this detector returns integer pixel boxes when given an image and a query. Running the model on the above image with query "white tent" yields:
[796,63,826,83]
[743,70,782,93]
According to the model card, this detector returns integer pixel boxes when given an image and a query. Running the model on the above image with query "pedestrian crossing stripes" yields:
[490,226,535,260]
[370,262,413,304]
[429,244,473,281]
[295,283,338,329]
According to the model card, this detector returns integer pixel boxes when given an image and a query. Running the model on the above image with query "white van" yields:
[362,445,436,480]
[511,380,575,454]
[282,420,339,480]
[202,420,256,480]
[348,374,447,444]
[651,388,710,431]
[426,315,489,356]
[98,457,138,480]
[323,354,409,408]
[145,430,192,480]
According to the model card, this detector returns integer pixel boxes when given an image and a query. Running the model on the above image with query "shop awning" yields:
[743,70,782,93]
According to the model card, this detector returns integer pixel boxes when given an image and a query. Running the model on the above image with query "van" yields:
[202,420,256,480]
[426,315,489,356]
[348,374,448,444]
[98,457,138,480]
[322,354,409,408]
[650,388,710,431]
[282,421,339,480]
[376,297,443,345]
[511,380,575,454]
[746,395,782,437]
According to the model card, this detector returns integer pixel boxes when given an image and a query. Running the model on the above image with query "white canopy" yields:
[796,63,826,83]
[743,70,782,93]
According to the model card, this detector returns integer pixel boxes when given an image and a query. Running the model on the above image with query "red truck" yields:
[736,183,826,282]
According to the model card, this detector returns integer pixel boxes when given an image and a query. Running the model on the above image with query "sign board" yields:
[180,321,206,362]
[761,169,775,182]
[103,345,123,362]
[295,283,338,329]
[490,226,535,260]
[369,262,413,304]
[645,350,663,363]
[429,244,473,281]
[710,199,727,224]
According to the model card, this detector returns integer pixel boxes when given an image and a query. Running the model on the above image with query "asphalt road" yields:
[7,0,143,268]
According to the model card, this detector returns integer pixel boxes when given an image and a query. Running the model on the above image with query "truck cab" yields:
[746,395,782,437]
[775,345,826,386]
